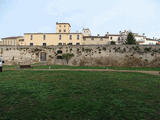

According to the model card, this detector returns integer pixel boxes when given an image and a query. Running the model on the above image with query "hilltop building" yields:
[0,22,159,46]
[24,23,83,46]
[1,36,24,46]
[118,30,158,45]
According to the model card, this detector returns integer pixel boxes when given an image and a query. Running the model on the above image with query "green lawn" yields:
[3,65,160,71]
[0,70,160,120]
[33,65,160,71]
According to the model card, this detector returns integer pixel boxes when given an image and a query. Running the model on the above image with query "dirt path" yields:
[5,68,160,76]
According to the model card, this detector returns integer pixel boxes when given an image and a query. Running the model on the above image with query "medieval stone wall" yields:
[0,45,160,67]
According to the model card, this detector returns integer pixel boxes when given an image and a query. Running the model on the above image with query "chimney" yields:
[105,32,109,36]
[119,31,122,35]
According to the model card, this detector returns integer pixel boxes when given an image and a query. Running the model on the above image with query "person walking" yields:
[0,58,2,72]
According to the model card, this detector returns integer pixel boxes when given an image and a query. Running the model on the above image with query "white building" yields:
[118,30,158,45]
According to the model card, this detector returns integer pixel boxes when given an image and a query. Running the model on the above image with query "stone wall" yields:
[0,45,160,67]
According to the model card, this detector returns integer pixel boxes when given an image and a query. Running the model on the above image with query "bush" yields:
[122,56,145,67]
[110,41,116,45]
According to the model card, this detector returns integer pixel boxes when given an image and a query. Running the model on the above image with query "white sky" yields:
[0,0,160,39]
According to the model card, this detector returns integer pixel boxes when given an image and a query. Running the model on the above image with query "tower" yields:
[56,22,71,33]
[82,28,91,36]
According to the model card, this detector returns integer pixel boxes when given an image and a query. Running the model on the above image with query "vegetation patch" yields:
[0,71,160,120]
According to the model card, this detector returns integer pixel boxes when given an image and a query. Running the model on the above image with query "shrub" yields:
[110,41,116,45]
[144,47,151,52]
[94,57,119,66]
[149,57,160,67]
[122,56,145,67]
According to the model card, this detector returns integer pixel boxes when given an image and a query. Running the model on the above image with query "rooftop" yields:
[2,36,23,39]
[24,33,82,35]
[56,22,71,27]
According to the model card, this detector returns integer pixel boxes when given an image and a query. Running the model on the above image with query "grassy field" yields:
[0,70,160,120]
[32,65,160,71]
[3,65,160,71]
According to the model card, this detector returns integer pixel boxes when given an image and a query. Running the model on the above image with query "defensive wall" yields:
[0,45,160,67]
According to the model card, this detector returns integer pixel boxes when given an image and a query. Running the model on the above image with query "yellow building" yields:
[82,35,110,45]
[24,23,83,46]
[1,36,24,46]
[56,22,71,33]
[24,23,112,46]
[0,41,2,45]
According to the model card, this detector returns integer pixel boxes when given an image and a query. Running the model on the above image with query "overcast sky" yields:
[0,0,160,39]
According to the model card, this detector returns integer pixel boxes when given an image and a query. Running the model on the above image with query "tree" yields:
[62,53,74,64]
[126,32,136,45]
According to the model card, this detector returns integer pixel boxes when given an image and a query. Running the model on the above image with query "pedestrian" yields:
[0,58,2,72]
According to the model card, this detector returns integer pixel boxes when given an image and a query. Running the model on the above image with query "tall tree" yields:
[62,53,74,64]
[126,32,136,44]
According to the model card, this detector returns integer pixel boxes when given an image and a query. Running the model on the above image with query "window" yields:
[58,43,62,46]
[30,35,33,40]
[59,35,62,40]
[69,35,72,40]
[76,43,80,45]
[57,56,63,59]
[68,43,72,45]
[64,29,66,32]
[30,43,34,46]
[59,29,61,33]
[64,25,66,27]
[77,35,80,40]
[57,50,63,54]
[110,37,113,40]
[43,43,46,46]
[43,34,46,40]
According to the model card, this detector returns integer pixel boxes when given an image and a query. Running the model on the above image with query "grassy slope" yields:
[0,71,160,120]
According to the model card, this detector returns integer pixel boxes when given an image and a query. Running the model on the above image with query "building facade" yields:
[82,35,110,45]
[1,36,24,46]
[24,23,83,46]
[1,23,159,46]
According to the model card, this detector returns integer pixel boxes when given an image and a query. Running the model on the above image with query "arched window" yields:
[57,50,63,54]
